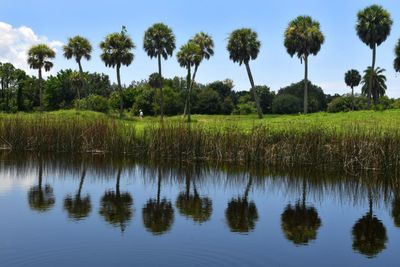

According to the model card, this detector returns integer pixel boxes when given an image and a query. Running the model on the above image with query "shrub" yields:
[232,102,257,115]
[76,94,109,113]
[272,94,302,114]
[327,95,368,113]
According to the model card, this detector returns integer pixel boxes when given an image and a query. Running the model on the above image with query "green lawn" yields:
[1,109,400,134]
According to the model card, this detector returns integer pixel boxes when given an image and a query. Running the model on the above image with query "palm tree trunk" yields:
[116,64,123,118]
[38,68,43,112]
[304,55,309,114]
[351,86,354,111]
[158,53,164,121]
[368,45,376,108]
[244,62,263,119]
[77,60,83,108]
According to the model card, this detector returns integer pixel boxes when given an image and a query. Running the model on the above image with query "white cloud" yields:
[0,21,63,75]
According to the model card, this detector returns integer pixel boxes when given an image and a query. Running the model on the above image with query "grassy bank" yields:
[1,110,400,171]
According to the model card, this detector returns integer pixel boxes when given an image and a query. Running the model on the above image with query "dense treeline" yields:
[1,4,400,116]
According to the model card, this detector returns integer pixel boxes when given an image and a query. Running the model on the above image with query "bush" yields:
[391,99,400,109]
[232,102,257,115]
[75,94,109,113]
[327,95,368,113]
[272,94,302,114]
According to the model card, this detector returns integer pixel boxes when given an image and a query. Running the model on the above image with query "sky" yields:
[0,0,399,97]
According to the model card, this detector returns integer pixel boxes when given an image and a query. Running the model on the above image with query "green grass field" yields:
[1,109,397,134]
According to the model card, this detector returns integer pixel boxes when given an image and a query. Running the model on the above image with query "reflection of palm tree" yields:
[142,168,174,235]
[281,179,321,245]
[176,170,212,224]
[391,182,400,227]
[99,168,133,232]
[352,190,387,258]
[28,158,55,212]
[225,175,258,233]
[64,168,91,221]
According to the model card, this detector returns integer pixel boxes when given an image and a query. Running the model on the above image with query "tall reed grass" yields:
[1,115,399,171]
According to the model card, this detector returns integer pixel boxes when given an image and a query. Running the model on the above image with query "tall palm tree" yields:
[99,167,133,232]
[284,16,325,114]
[183,32,214,119]
[100,26,135,118]
[361,67,387,103]
[63,168,91,221]
[394,39,400,73]
[63,36,92,74]
[344,69,361,110]
[227,28,263,118]
[356,5,393,107]
[176,41,201,122]
[225,174,258,233]
[27,44,56,111]
[143,23,176,120]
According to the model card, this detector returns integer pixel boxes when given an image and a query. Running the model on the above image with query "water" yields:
[0,153,399,266]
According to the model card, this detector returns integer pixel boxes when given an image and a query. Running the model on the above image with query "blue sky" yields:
[0,0,399,97]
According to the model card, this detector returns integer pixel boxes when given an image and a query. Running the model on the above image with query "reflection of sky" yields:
[0,170,36,196]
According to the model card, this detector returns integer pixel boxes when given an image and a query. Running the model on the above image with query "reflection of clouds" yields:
[0,170,36,196]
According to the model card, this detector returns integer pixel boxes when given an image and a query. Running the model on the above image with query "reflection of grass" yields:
[1,109,400,170]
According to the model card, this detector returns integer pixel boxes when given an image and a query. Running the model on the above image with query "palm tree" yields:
[183,32,214,119]
[225,174,258,233]
[69,71,85,108]
[394,39,400,73]
[352,189,387,258]
[361,67,387,103]
[63,36,92,105]
[344,69,361,110]
[142,167,174,235]
[63,36,92,74]
[280,179,321,245]
[100,26,135,118]
[143,23,176,120]
[356,5,393,107]
[28,157,55,212]
[176,168,212,224]
[227,28,263,118]
[284,16,325,114]
[176,41,201,122]
[27,44,56,111]
[99,167,133,232]
[63,168,91,221]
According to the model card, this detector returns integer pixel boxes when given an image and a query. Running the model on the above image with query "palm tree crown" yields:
[345,69,361,88]
[63,36,92,73]
[227,28,260,65]
[143,23,176,59]
[361,67,387,101]
[191,32,214,62]
[27,44,56,72]
[100,26,135,69]
[284,16,324,60]
[356,5,393,49]
[176,41,201,69]
[394,39,400,73]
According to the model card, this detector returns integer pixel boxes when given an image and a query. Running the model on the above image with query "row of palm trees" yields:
[28,163,393,258]
[26,4,399,118]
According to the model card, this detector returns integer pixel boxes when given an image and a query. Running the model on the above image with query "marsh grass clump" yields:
[1,114,400,171]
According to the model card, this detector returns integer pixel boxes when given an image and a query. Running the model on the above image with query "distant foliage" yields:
[327,95,369,113]
[272,94,302,114]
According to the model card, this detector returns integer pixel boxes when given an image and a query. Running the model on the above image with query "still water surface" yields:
[0,154,399,266]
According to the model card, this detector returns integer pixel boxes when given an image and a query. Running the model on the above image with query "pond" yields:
[0,153,399,266]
